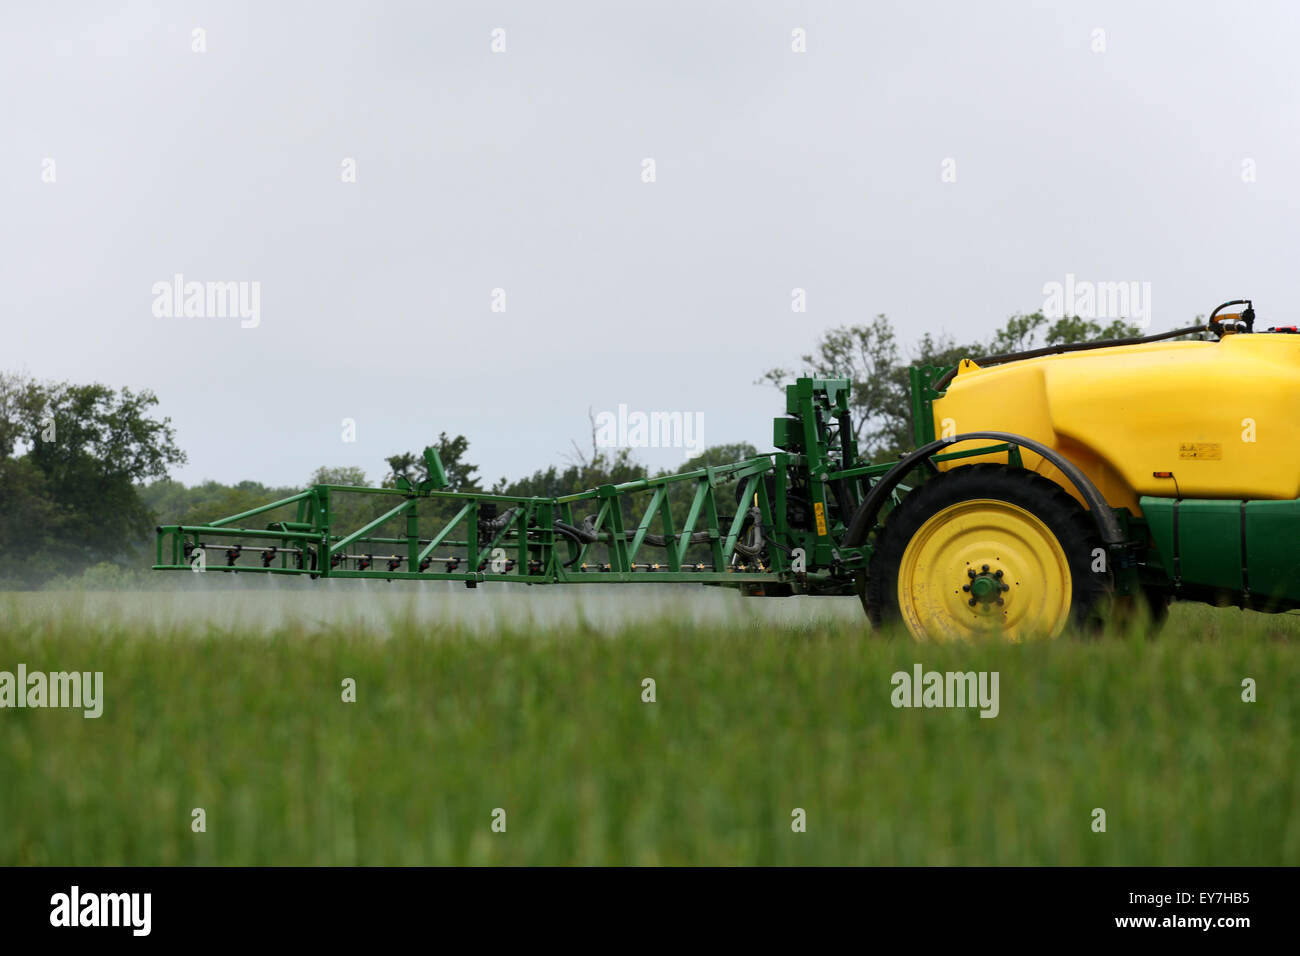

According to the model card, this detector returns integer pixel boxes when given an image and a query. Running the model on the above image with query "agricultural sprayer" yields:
[155,299,1300,639]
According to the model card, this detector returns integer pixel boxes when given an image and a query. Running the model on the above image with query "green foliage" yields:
[302,467,387,535]
[760,314,903,460]
[1,594,1294,865]
[310,465,367,487]
[0,373,185,587]
[0,457,67,584]
[764,312,1145,459]
[0,373,46,461]
[987,312,1143,354]
[385,433,479,492]
[492,448,643,499]
[139,478,301,529]
[676,442,760,471]
[1045,315,1143,347]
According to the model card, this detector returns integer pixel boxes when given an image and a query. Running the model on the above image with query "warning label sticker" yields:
[1179,442,1222,459]
[814,501,828,536]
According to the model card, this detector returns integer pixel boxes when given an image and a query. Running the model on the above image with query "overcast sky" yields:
[5,1,1298,487]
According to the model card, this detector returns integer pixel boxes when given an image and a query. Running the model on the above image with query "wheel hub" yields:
[964,564,1009,608]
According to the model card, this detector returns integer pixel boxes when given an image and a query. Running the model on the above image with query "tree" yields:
[673,442,760,471]
[763,312,1144,460]
[759,315,903,455]
[310,465,367,487]
[0,455,67,584]
[988,312,1144,354]
[385,432,479,492]
[0,373,186,585]
[492,448,642,499]
[24,383,186,561]
[0,373,46,462]
[139,478,300,530]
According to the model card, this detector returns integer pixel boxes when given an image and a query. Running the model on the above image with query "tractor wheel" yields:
[866,464,1112,640]
[1143,587,1171,629]
[1111,586,1171,635]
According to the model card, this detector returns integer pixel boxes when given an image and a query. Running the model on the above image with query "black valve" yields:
[1208,299,1255,338]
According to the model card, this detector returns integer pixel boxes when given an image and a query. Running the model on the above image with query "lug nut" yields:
[968,569,976,578]
[968,598,977,606]
[962,584,970,592]
[981,564,990,572]
[994,569,1003,578]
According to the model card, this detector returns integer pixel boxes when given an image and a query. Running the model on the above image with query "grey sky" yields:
[4,1,1297,487]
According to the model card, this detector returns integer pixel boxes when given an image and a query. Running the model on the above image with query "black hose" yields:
[477,507,519,535]
[732,507,765,558]
[550,522,589,567]
[554,520,598,544]
[932,323,1209,391]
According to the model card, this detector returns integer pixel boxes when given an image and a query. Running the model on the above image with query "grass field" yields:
[1,587,1297,865]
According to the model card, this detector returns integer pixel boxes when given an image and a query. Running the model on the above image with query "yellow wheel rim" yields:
[896,498,1072,641]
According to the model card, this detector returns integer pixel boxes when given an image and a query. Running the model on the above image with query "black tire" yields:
[866,463,1113,637]
[1143,587,1171,630]
[1112,585,1170,636]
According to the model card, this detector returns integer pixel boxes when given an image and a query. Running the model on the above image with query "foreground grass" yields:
[0,595,1296,864]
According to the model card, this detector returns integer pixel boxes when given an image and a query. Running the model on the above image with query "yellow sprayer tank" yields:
[932,333,1300,514]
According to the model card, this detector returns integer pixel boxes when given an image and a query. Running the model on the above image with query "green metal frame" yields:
[154,376,1031,596]
[156,458,798,587]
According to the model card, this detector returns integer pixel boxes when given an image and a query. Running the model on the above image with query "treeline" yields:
[762,311,1145,459]
[0,374,185,588]
[1,309,1149,587]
